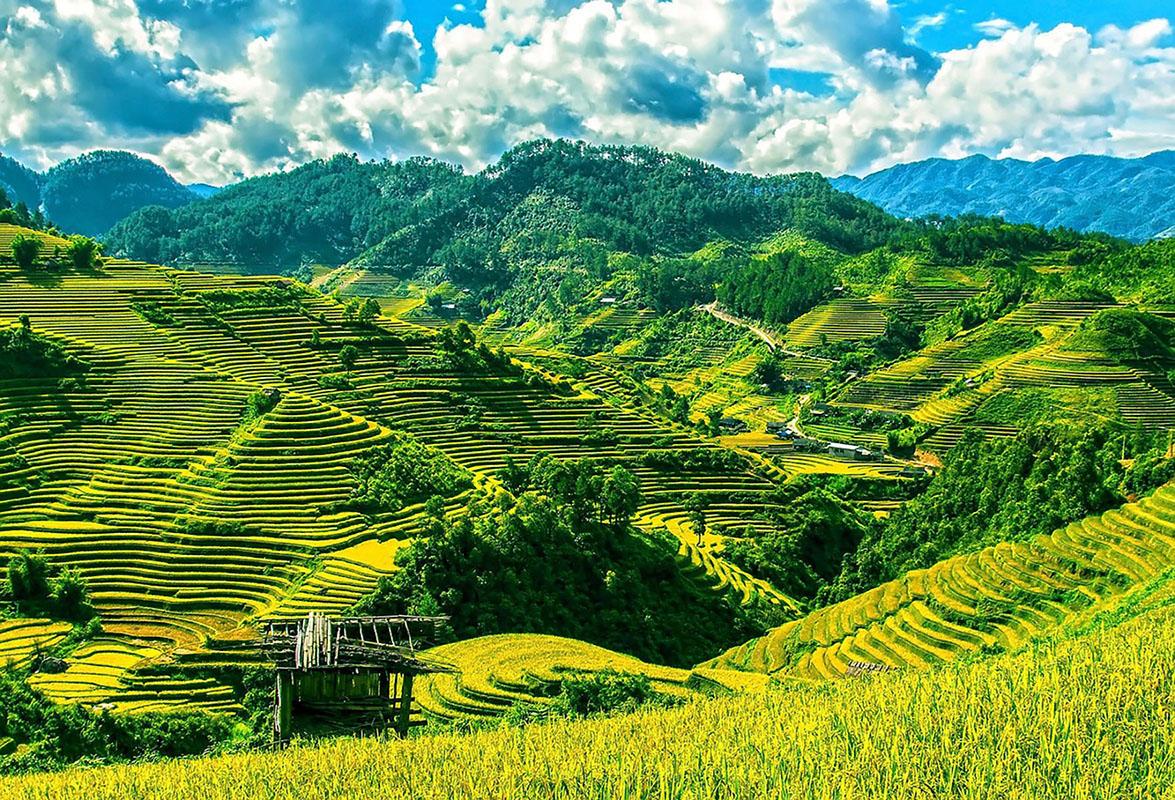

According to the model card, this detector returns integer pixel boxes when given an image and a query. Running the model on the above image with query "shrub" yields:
[64,236,102,270]
[346,433,471,515]
[10,234,41,269]
[551,671,669,717]
[242,389,280,423]
[338,344,359,370]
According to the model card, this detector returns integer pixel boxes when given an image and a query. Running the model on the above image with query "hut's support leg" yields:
[275,671,294,744]
[396,673,414,737]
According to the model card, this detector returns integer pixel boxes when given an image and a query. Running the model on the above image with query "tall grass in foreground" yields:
[6,606,1174,800]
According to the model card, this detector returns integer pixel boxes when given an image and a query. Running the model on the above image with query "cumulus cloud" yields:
[0,0,1171,184]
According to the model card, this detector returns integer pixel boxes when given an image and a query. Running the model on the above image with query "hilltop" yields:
[0,151,202,237]
[834,151,1175,242]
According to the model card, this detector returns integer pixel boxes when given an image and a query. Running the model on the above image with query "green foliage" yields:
[241,389,280,424]
[974,387,1120,428]
[3,551,93,621]
[63,236,102,270]
[550,671,674,718]
[352,492,761,667]
[40,150,196,237]
[639,448,746,473]
[0,323,87,380]
[1068,238,1174,303]
[498,454,642,530]
[10,234,42,269]
[341,297,382,324]
[723,485,877,601]
[950,324,1042,362]
[923,262,1039,344]
[106,154,468,267]
[717,250,834,325]
[337,344,359,370]
[346,433,471,515]
[197,284,304,312]
[915,216,1065,265]
[828,423,1170,601]
[1068,308,1175,362]
[0,671,234,775]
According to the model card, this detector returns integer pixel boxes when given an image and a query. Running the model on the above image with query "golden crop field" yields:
[5,597,1172,800]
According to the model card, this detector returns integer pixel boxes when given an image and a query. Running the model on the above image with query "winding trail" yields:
[699,301,795,354]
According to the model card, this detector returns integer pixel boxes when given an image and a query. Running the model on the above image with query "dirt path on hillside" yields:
[699,301,796,354]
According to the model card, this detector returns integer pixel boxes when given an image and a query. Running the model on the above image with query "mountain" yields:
[0,150,201,237]
[105,139,900,271]
[0,154,43,209]
[40,151,199,236]
[833,151,1175,242]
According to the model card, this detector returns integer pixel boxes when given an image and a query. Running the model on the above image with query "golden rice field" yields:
[5,599,1172,800]
[415,633,772,722]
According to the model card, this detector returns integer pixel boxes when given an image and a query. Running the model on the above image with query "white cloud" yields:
[909,11,947,39]
[975,17,1015,37]
[0,0,1172,184]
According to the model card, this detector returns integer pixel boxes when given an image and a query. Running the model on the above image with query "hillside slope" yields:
[41,151,198,236]
[5,586,1172,799]
[710,481,1175,677]
[105,139,901,272]
[834,151,1175,241]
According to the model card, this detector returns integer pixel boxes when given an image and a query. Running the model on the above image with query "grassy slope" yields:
[5,581,1173,799]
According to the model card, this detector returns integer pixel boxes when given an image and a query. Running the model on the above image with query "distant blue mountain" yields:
[832,151,1175,242]
[187,183,223,199]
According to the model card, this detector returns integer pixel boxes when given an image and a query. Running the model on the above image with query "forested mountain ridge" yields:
[0,150,202,236]
[106,139,901,272]
[833,151,1175,242]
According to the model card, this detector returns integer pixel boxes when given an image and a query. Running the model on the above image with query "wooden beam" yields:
[396,673,414,737]
[274,671,294,744]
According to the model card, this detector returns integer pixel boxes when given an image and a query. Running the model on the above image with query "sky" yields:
[0,0,1171,185]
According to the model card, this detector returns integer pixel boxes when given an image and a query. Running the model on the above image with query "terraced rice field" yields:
[784,298,891,348]
[0,223,71,257]
[416,633,772,723]
[830,298,1175,452]
[0,619,72,669]
[711,481,1175,678]
[1,241,806,705]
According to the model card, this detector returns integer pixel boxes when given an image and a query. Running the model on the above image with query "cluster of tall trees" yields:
[353,470,758,666]
[497,454,642,530]
[345,433,471,516]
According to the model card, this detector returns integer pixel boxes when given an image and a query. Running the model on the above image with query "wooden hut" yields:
[257,612,454,742]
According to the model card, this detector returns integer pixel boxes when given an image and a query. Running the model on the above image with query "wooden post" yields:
[275,670,294,744]
[396,672,414,736]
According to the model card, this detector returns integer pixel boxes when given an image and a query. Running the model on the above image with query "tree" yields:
[7,551,51,601]
[51,568,91,620]
[601,466,641,530]
[358,297,381,323]
[684,493,709,545]
[10,233,41,269]
[65,236,102,270]
[338,344,359,370]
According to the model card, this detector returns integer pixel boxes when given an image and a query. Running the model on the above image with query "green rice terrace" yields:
[0,142,1172,779]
